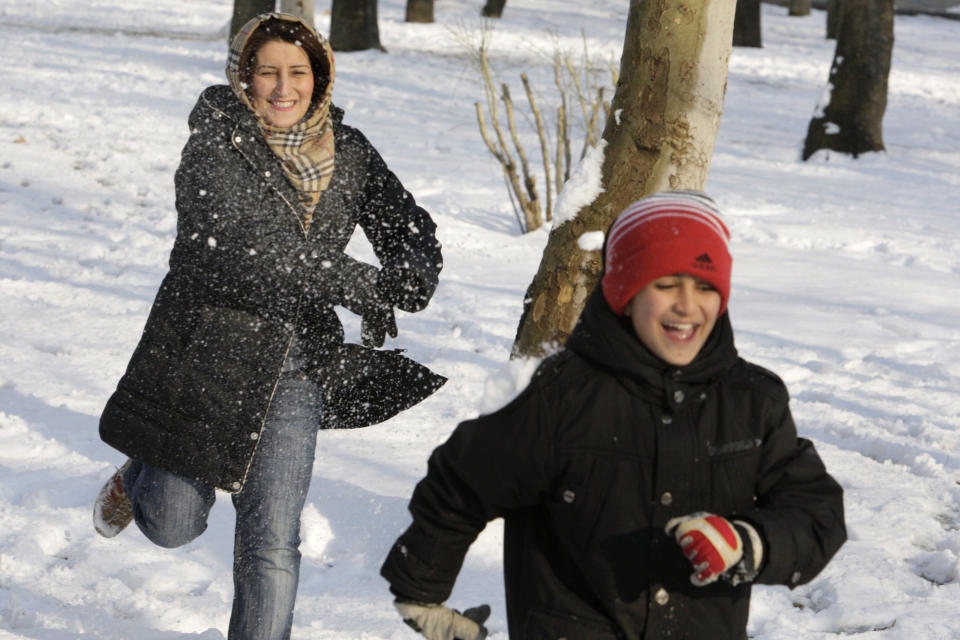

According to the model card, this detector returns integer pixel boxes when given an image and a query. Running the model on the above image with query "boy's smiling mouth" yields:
[663,321,699,343]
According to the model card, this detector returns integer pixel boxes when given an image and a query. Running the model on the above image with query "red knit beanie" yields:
[601,190,732,316]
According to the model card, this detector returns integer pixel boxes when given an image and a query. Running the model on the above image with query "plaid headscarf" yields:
[227,13,336,228]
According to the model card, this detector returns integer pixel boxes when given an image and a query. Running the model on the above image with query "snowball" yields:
[577,230,605,251]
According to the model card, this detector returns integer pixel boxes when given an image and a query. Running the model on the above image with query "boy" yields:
[381,191,846,639]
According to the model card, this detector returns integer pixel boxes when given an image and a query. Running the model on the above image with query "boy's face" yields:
[625,274,722,366]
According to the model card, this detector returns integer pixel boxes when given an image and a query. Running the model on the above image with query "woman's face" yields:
[625,274,721,366]
[250,39,314,128]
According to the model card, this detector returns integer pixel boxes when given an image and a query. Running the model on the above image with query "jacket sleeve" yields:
[744,394,846,588]
[381,373,557,603]
[350,131,443,312]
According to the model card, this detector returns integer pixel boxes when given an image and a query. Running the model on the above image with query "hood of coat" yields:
[566,284,738,393]
[226,12,336,119]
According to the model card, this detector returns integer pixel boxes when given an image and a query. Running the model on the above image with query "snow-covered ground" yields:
[1,0,959,638]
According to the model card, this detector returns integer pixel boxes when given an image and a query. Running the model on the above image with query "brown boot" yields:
[93,460,133,538]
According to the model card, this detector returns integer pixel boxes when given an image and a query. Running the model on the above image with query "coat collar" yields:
[566,285,738,397]
[193,85,346,236]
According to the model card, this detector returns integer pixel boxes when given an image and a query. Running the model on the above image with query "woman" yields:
[94,13,444,639]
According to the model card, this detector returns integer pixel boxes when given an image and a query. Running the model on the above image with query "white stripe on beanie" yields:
[606,191,729,263]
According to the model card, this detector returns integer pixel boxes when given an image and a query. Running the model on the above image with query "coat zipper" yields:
[226,117,310,492]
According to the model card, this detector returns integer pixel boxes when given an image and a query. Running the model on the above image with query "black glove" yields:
[394,599,490,640]
[361,301,397,349]
[377,267,431,313]
[340,263,398,349]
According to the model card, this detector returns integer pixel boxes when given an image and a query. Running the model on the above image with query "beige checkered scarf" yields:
[227,13,336,229]
[259,107,335,218]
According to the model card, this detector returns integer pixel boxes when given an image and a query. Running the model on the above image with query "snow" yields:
[552,139,606,226]
[1,0,959,638]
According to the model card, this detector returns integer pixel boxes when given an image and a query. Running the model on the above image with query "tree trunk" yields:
[406,0,434,23]
[330,0,385,52]
[733,0,762,47]
[789,0,812,16]
[230,0,274,43]
[280,0,315,28]
[482,0,507,18]
[826,0,841,39]
[512,0,736,358]
[802,0,892,160]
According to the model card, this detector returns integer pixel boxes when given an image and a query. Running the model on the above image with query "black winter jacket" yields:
[100,85,444,492]
[381,287,845,639]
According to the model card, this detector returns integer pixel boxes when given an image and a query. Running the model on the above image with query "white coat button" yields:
[231,481,241,490]
[661,415,673,425]
[674,390,685,403]
[562,490,576,503]
[250,432,259,440]
[264,170,271,177]
[660,491,673,506]
[791,571,802,584]
[235,136,242,143]
[654,588,669,605]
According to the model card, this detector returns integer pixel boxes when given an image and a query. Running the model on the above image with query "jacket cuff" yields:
[380,522,468,604]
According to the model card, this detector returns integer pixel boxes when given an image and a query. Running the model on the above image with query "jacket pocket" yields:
[548,457,610,550]
[709,441,762,514]
[523,606,620,640]
[179,305,288,424]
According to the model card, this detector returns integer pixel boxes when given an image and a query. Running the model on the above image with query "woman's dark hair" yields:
[239,17,331,106]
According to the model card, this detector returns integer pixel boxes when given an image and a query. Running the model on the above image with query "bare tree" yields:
[733,0,762,47]
[472,31,614,233]
[230,0,274,43]
[482,0,507,18]
[406,0,434,23]
[512,0,737,357]
[330,0,385,51]
[802,0,893,160]
[281,0,315,27]
[789,0,812,17]
[826,0,842,38]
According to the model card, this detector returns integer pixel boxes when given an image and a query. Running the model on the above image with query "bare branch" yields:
[475,103,502,160]
[522,73,552,221]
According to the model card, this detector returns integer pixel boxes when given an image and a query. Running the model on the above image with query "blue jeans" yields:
[124,373,323,640]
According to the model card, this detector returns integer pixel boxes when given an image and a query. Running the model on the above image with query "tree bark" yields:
[789,0,812,16]
[802,0,893,160]
[280,0,315,28]
[826,0,841,39]
[482,0,507,18]
[733,0,762,47]
[512,0,736,358]
[230,0,274,43]
[406,0,434,23]
[330,0,385,52]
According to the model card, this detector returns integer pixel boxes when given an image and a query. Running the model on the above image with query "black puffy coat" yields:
[100,85,444,492]
[381,287,845,639]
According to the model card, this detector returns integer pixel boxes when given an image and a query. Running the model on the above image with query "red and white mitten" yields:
[665,512,764,587]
